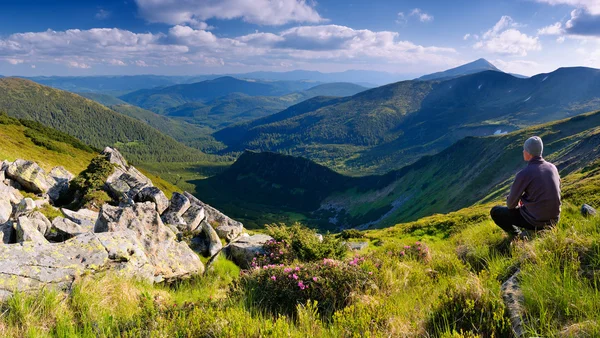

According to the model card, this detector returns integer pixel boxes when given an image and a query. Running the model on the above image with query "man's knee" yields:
[490,205,503,218]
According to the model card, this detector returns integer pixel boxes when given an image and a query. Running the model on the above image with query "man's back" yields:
[507,157,561,227]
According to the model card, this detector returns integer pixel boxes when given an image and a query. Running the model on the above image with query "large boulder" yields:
[28,211,52,236]
[61,208,98,231]
[181,204,205,232]
[48,217,87,242]
[226,234,272,269]
[183,192,243,241]
[0,181,23,205]
[95,202,204,280]
[16,216,49,245]
[135,187,169,214]
[14,198,36,218]
[6,159,56,194]
[0,231,155,300]
[47,166,74,201]
[191,220,222,257]
[102,147,154,200]
[161,192,191,230]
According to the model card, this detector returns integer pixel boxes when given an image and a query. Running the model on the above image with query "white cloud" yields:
[534,0,600,15]
[6,58,24,65]
[463,33,471,40]
[410,8,434,22]
[134,0,324,26]
[493,59,543,75]
[67,61,91,69]
[395,12,406,25]
[538,22,563,35]
[474,16,541,56]
[0,25,459,72]
[95,9,110,20]
[31,65,36,69]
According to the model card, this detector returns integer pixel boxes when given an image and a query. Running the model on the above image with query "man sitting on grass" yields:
[490,136,561,237]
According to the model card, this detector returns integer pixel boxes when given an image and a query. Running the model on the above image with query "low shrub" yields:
[37,204,63,222]
[425,276,511,337]
[265,223,347,263]
[65,155,116,208]
[385,241,432,264]
[338,229,365,240]
[235,256,375,317]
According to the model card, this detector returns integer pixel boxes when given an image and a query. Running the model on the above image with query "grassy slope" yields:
[2,162,598,337]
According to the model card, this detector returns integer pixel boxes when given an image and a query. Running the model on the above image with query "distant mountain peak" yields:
[418,58,501,81]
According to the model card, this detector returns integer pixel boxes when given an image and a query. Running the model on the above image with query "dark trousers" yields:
[490,206,538,235]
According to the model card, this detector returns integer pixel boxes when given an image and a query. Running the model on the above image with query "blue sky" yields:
[0,0,599,76]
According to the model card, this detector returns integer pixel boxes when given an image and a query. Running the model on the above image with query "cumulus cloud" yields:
[410,8,434,22]
[564,9,600,36]
[538,22,563,35]
[134,0,324,26]
[0,24,458,71]
[474,16,541,56]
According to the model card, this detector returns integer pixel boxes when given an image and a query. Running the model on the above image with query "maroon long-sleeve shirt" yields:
[507,156,561,227]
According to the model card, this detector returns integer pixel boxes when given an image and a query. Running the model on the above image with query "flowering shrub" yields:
[265,223,347,262]
[236,256,376,317]
[251,239,296,268]
[387,241,432,263]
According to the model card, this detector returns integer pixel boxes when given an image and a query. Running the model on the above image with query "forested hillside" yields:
[0,78,212,164]
[216,67,600,174]
[199,109,600,229]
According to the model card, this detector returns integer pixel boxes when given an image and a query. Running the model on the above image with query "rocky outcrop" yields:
[49,217,87,241]
[135,187,169,214]
[95,202,204,280]
[0,195,11,224]
[103,147,153,202]
[61,208,98,231]
[161,192,191,230]
[0,231,155,300]
[581,204,597,217]
[184,192,243,241]
[0,222,13,244]
[6,160,55,194]
[14,198,36,218]
[181,204,205,232]
[191,220,223,257]
[47,166,74,201]
[16,216,49,245]
[226,234,272,269]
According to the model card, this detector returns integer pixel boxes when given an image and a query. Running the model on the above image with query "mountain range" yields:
[215,66,600,174]
[417,58,502,81]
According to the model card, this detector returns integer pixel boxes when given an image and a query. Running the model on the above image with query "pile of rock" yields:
[0,147,252,299]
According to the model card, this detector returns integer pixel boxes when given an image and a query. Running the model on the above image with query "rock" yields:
[61,208,98,230]
[165,192,190,217]
[94,202,204,280]
[0,161,7,182]
[14,198,36,217]
[162,213,186,230]
[135,187,169,214]
[0,222,13,244]
[5,178,22,191]
[102,147,154,200]
[16,216,49,245]
[0,231,156,300]
[48,217,86,241]
[181,204,205,232]
[6,159,56,194]
[0,181,23,205]
[29,211,51,236]
[345,241,369,251]
[501,270,525,338]
[184,192,243,241]
[227,234,273,269]
[34,197,49,209]
[316,234,324,242]
[47,166,74,202]
[191,220,222,257]
[0,195,11,224]
[581,204,597,217]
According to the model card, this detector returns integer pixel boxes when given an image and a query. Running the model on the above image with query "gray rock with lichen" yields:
[183,192,243,241]
[226,234,272,269]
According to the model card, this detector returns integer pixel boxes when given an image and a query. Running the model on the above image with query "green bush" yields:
[65,155,116,209]
[20,119,96,153]
[235,256,375,317]
[0,111,20,125]
[337,229,365,240]
[265,223,347,263]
